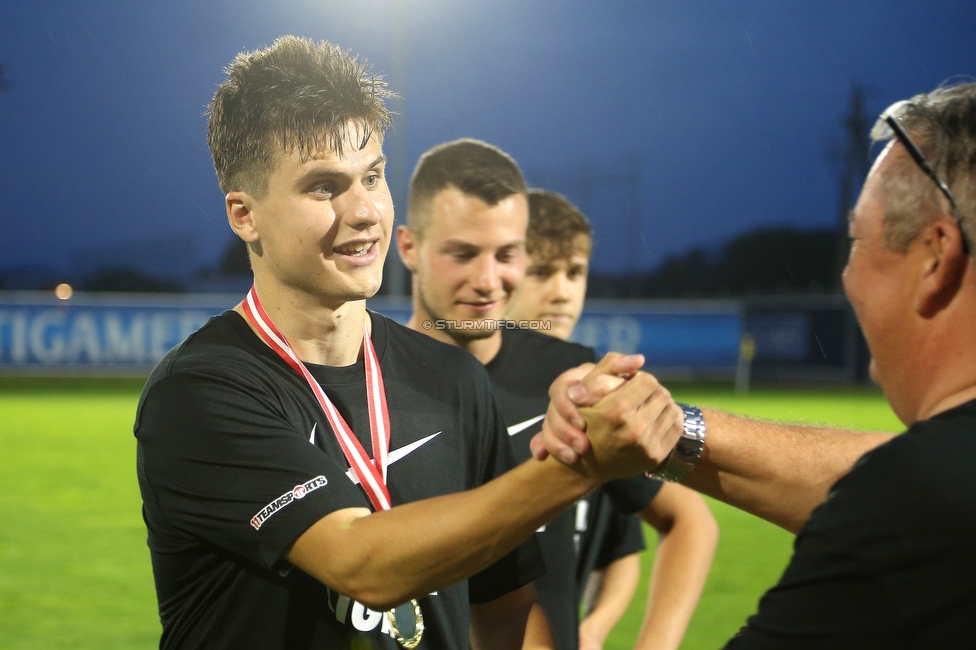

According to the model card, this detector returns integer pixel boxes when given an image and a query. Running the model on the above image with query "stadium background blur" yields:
[0,1,970,647]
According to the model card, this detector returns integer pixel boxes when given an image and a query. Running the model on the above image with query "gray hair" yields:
[876,80,976,253]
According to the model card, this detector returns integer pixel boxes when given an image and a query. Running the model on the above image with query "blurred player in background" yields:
[506,190,590,341]
[507,189,717,650]
[399,143,717,650]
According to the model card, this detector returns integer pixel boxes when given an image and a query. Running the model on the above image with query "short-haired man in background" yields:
[398,141,717,650]
[507,189,717,650]
[540,82,976,647]
[135,38,682,650]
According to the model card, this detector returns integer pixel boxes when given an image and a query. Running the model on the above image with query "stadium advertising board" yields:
[0,293,743,377]
[571,301,742,378]
[0,292,235,375]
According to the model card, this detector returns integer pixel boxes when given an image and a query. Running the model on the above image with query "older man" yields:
[540,82,976,648]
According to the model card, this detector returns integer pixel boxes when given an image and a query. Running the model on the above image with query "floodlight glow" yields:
[55,283,73,300]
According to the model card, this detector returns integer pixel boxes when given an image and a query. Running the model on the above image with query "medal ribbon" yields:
[242,285,393,512]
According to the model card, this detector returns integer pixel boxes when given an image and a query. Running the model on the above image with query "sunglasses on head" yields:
[871,99,969,254]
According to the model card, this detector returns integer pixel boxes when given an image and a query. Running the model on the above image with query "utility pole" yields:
[0,64,12,94]
[529,157,643,298]
[385,4,409,297]
[833,86,872,382]
[833,86,871,286]
[628,154,642,298]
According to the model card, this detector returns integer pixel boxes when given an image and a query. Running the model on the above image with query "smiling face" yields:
[399,185,528,346]
[842,144,925,421]
[227,123,393,309]
[507,242,590,340]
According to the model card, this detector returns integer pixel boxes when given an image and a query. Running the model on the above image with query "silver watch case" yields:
[652,404,706,483]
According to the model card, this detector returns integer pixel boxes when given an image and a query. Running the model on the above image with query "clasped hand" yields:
[532,353,683,481]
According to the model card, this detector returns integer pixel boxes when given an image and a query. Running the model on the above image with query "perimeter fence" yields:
[0,292,868,384]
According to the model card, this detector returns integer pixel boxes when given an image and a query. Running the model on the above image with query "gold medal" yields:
[386,599,424,648]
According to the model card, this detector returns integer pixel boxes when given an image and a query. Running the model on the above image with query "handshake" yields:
[531,352,688,482]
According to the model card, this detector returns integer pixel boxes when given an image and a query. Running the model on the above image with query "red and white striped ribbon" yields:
[242,285,393,512]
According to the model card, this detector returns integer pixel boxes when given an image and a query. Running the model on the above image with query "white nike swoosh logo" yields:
[309,423,317,444]
[507,414,545,436]
[345,431,443,485]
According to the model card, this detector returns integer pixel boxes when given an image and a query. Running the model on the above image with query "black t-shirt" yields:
[726,399,976,649]
[135,311,543,650]
[485,328,662,650]
[574,474,656,607]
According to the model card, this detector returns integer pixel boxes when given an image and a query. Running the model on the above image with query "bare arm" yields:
[290,457,595,609]
[471,583,536,650]
[289,363,681,609]
[521,603,557,650]
[633,482,718,650]
[533,364,894,532]
[578,555,641,650]
[683,409,894,532]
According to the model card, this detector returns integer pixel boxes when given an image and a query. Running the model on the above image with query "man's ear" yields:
[226,191,260,245]
[915,218,968,317]
[396,225,418,272]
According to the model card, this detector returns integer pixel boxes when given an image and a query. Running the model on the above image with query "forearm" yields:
[289,455,598,609]
[290,368,673,608]
[635,505,717,650]
[683,408,895,532]
[521,603,557,650]
[579,555,640,648]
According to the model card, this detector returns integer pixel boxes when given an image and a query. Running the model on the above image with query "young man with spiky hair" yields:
[135,37,682,650]
[398,141,716,650]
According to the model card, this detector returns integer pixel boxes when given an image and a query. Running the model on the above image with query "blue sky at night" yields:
[1,0,974,286]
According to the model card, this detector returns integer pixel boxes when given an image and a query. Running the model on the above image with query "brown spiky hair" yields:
[526,189,593,261]
[207,36,395,197]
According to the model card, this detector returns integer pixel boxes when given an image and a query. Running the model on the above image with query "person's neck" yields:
[899,295,976,424]
[922,384,976,421]
[237,276,369,367]
[912,344,976,422]
[406,299,502,365]
[459,332,503,365]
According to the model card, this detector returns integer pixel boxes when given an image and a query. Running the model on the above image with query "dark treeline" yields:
[589,226,847,299]
[1,226,846,296]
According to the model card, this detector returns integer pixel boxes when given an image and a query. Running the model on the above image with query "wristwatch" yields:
[652,403,706,483]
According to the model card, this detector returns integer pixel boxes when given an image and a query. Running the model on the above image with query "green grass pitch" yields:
[604,385,905,650]
[0,378,904,649]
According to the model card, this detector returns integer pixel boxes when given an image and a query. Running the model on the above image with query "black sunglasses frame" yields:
[874,106,970,255]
